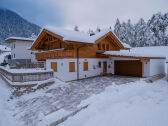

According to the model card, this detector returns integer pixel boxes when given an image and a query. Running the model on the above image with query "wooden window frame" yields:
[102,44,105,51]
[69,62,75,72]
[83,62,88,71]
[97,43,101,50]
[106,44,109,51]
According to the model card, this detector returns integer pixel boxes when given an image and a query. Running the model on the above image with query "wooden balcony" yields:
[35,50,75,61]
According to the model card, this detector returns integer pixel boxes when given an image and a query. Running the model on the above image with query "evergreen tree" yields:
[114,18,121,39]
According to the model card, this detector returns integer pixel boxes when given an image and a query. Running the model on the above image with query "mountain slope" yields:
[0,8,41,44]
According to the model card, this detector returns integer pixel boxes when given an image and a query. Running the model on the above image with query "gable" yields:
[94,32,125,50]
[31,29,64,50]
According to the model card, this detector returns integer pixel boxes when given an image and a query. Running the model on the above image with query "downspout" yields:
[77,45,87,80]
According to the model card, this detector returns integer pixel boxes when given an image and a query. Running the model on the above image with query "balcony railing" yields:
[35,50,75,60]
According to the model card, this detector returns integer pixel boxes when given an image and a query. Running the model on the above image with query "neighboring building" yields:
[5,37,36,66]
[31,27,166,81]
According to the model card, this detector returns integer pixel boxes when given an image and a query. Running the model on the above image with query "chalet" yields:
[6,37,36,66]
[31,27,166,81]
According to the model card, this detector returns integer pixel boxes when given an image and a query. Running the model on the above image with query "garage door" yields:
[114,60,143,77]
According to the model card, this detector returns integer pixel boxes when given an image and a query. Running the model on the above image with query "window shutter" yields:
[51,62,57,72]
[83,62,88,71]
[69,62,75,72]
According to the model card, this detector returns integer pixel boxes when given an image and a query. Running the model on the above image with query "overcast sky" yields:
[0,0,168,31]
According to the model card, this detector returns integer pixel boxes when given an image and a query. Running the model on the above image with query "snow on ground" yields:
[0,76,19,126]
[60,79,168,126]
[0,75,139,126]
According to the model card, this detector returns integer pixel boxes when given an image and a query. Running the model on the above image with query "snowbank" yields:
[60,80,168,126]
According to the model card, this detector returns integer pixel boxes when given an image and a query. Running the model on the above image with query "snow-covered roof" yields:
[42,26,130,48]
[131,46,168,58]
[45,27,91,43]
[6,37,35,42]
[104,50,166,58]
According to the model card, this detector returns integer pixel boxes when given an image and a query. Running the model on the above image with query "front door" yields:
[103,61,107,76]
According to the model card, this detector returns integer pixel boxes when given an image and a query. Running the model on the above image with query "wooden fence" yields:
[0,67,54,82]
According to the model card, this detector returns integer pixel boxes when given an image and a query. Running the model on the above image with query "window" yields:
[102,44,105,50]
[83,62,88,71]
[69,62,75,72]
[13,43,15,48]
[106,44,109,50]
[97,43,101,50]
[51,62,57,72]
[98,61,101,68]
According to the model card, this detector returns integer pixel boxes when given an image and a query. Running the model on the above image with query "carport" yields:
[114,60,143,77]
[98,51,166,77]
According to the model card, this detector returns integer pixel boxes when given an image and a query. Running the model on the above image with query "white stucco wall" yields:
[10,41,35,60]
[149,59,165,76]
[46,58,112,81]
[143,62,150,77]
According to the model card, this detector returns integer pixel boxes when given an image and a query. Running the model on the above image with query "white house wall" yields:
[11,41,34,60]
[46,58,111,81]
[143,62,150,77]
[149,59,165,76]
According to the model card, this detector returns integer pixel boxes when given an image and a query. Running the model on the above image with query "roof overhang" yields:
[5,37,34,43]
[98,53,166,62]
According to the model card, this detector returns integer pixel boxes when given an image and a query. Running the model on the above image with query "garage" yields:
[114,60,143,77]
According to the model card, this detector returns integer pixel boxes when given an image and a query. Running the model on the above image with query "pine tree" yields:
[114,18,121,39]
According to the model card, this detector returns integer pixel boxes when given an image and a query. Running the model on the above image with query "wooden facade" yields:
[31,29,127,61]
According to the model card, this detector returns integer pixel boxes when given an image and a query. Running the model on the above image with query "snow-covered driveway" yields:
[0,75,139,126]
[60,79,168,126]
